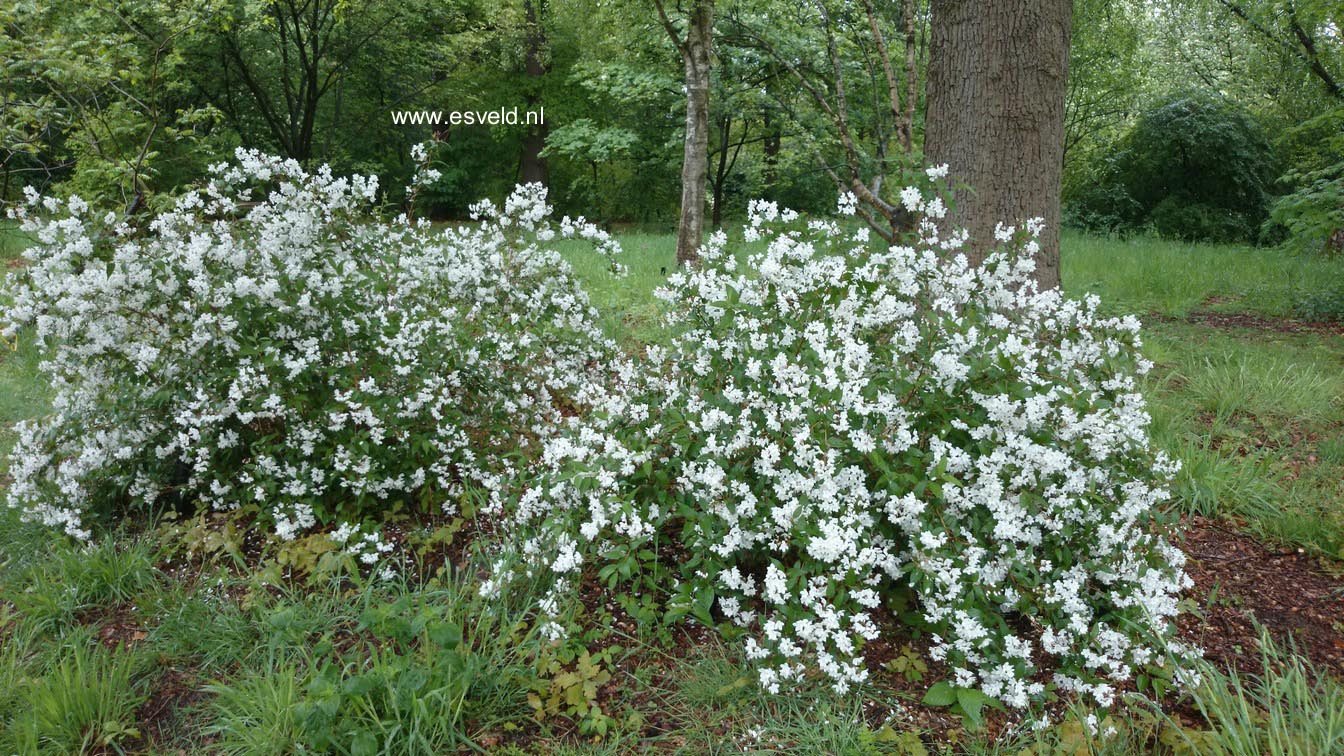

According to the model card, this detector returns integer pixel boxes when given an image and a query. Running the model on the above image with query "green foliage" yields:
[207,578,539,753]
[1183,351,1342,423]
[1066,92,1281,244]
[885,644,929,683]
[202,659,306,754]
[8,537,161,635]
[528,646,615,737]
[0,0,233,205]
[1270,108,1344,255]
[1294,285,1344,321]
[1172,632,1344,755]
[1060,229,1344,318]
[2,640,149,754]
[922,681,1003,731]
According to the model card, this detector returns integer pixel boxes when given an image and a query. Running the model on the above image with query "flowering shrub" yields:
[2,149,621,542]
[500,175,1195,710]
[6,148,1194,714]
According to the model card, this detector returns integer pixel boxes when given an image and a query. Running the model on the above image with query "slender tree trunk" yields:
[711,116,730,229]
[924,0,1072,289]
[520,0,550,185]
[762,111,781,201]
[673,0,713,266]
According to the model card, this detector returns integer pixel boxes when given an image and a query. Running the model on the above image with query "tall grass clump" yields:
[1174,633,1344,755]
[2,640,149,754]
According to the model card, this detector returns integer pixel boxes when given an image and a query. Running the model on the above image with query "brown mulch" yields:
[136,667,210,747]
[1152,309,1344,337]
[1176,516,1344,678]
[75,603,148,650]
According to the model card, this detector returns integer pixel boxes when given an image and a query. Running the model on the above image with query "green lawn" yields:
[2,225,1343,753]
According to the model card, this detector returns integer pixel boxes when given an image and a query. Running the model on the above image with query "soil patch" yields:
[76,603,148,650]
[137,667,210,748]
[1176,516,1344,677]
[1153,309,1344,337]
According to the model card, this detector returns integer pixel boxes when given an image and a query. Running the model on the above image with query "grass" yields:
[555,232,677,346]
[2,637,151,754]
[1176,632,1344,755]
[1137,323,1344,557]
[1,223,1344,752]
[1062,230,1344,317]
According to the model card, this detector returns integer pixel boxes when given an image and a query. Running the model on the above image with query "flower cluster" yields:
[2,149,621,543]
[330,521,397,581]
[501,183,1194,709]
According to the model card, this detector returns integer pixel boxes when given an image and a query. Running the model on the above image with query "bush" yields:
[1066,92,1280,244]
[1295,285,1344,322]
[1148,198,1256,245]
[1270,108,1344,256]
[1,149,621,542]
[496,180,1196,710]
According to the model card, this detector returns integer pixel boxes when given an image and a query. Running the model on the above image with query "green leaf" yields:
[350,730,379,756]
[956,687,989,728]
[428,621,463,649]
[342,674,377,697]
[922,681,956,707]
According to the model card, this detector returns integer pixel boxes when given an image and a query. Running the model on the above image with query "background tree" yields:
[653,0,714,266]
[726,0,924,242]
[925,0,1073,288]
[1,0,226,209]
[520,0,550,186]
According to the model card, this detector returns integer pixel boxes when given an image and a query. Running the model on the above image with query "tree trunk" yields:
[924,0,1072,289]
[520,0,550,186]
[762,111,781,201]
[675,0,713,266]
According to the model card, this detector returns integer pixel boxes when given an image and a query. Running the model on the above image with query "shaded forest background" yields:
[2,0,1341,251]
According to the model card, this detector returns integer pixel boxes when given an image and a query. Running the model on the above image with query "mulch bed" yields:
[1176,516,1344,677]
[136,666,210,748]
[1150,308,1344,337]
[75,603,148,650]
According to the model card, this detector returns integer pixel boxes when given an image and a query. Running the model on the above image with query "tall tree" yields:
[520,0,550,185]
[653,0,714,266]
[202,0,427,163]
[0,0,223,207]
[1211,0,1342,102]
[924,0,1072,289]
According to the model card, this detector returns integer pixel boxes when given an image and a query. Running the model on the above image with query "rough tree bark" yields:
[924,0,1072,289]
[655,0,714,266]
[520,0,550,186]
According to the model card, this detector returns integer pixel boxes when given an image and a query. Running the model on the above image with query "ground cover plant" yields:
[2,166,1344,753]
